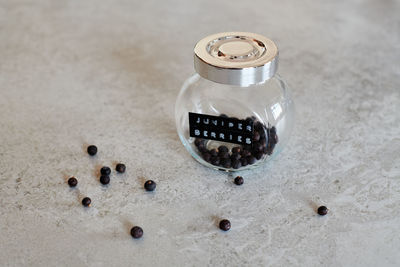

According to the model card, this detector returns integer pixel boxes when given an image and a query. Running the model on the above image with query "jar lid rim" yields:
[194,32,279,86]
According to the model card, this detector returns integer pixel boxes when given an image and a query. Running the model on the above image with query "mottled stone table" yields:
[0,0,399,266]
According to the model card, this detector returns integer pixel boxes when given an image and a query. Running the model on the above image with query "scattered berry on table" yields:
[100,175,110,185]
[219,219,231,231]
[144,180,156,191]
[131,226,143,239]
[82,197,91,207]
[317,206,328,216]
[234,176,244,185]
[100,166,111,176]
[115,163,126,173]
[87,145,97,156]
[67,177,78,187]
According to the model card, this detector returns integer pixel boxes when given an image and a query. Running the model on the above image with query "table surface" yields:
[1,0,399,266]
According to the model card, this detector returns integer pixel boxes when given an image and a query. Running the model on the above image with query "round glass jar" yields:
[175,32,294,171]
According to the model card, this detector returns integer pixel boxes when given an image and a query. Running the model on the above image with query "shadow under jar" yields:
[175,32,294,171]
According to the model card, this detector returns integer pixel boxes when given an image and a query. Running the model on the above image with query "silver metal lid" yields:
[194,32,279,86]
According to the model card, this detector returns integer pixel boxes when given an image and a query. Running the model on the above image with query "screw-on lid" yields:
[194,32,279,86]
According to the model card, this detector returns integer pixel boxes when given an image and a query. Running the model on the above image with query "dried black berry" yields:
[240,157,248,167]
[252,142,263,152]
[209,149,218,157]
[194,138,203,147]
[253,131,260,142]
[268,127,278,144]
[116,163,126,173]
[218,146,228,153]
[68,177,78,187]
[254,151,263,160]
[260,138,267,147]
[210,156,220,166]
[219,219,231,231]
[260,130,266,139]
[130,226,143,239]
[241,149,251,157]
[100,175,110,185]
[197,143,208,153]
[246,156,256,165]
[317,206,328,216]
[232,159,242,169]
[100,166,111,176]
[245,117,255,124]
[270,133,278,144]
[202,152,211,162]
[265,143,275,155]
[82,197,91,207]
[230,153,241,161]
[231,146,241,154]
[87,145,97,156]
[243,145,252,152]
[144,180,156,191]
[220,158,231,168]
[254,121,264,131]
[218,151,229,159]
[234,176,244,185]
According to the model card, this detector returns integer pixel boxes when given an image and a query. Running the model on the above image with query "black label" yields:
[189,112,253,146]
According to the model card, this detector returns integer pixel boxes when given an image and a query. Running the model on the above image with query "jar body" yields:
[175,73,294,171]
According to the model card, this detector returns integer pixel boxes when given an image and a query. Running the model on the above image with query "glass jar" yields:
[175,32,294,171]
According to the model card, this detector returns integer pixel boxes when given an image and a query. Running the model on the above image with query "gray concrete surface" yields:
[0,0,399,266]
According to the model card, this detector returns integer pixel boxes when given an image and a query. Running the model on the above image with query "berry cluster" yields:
[194,115,278,169]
